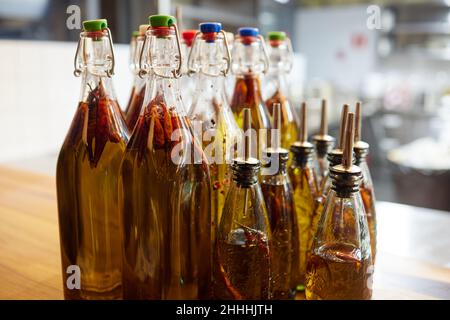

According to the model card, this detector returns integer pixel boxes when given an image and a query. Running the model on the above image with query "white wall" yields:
[295,5,377,92]
[0,40,132,163]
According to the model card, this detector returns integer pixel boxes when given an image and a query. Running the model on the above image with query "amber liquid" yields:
[231,75,271,156]
[56,83,128,300]
[265,90,298,150]
[289,165,319,288]
[360,184,377,262]
[261,183,295,299]
[125,85,145,131]
[306,242,373,300]
[216,228,271,299]
[120,94,211,300]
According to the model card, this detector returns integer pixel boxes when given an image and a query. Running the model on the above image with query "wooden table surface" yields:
[0,165,449,300]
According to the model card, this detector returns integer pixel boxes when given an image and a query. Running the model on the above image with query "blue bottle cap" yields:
[238,27,259,37]
[199,22,222,33]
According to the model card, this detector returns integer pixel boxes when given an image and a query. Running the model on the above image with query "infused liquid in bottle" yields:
[312,99,335,190]
[215,109,272,300]
[306,113,373,300]
[124,24,149,131]
[230,27,271,158]
[56,19,129,300]
[261,103,296,299]
[288,102,320,290]
[264,31,298,150]
[187,23,241,235]
[119,15,211,300]
[354,102,377,262]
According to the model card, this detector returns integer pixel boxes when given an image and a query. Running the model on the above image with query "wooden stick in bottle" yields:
[354,101,362,143]
[272,103,281,149]
[338,104,349,150]
[320,99,328,136]
[299,102,307,143]
[343,112,355,170]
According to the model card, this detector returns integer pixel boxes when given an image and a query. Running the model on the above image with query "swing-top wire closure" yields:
[285,37,294,73]
[138,23,183,80]
[73,27,116,78]
[233,34,270,75]
[187,29,231,78]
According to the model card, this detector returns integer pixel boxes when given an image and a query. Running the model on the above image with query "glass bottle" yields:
[187,22,241,232]
[230,27,271,158]
[124,24,149,131]
[288,102,320,290]
[215,108,271,300]
[306,112,373,300]
[312,99,335,190]
[264,31,298,150]
[119,15,211,300]
[124,29,139,114]
[354,102,377,263]
[261,103,296,299]
[56,19,129,300]
[181,29,198,113]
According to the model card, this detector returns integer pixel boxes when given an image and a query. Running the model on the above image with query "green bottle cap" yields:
[83,19,108,32]
[149,15,177,28]
[267,31,286,41]
[132,30,140,37]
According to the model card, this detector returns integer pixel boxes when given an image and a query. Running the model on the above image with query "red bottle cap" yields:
[182,29,197,47]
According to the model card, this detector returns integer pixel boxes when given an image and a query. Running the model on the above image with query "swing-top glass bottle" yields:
[56,19,129,300]
[119,15,211,300]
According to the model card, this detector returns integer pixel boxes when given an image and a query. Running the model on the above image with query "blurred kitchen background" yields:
[0,0,449,211]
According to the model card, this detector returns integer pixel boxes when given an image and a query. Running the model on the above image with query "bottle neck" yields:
[132,36,146,87]
[354,144,369,166]
[232,39,266,76]
[190,74,227,116]
[145,76,185,116]
[196,73,225,91]
[330,165,362,198]
[265,71,288,97]
[290,144,314,169]
[80,71,116,103]
[314,139,334,159]
[143,28,180,79]
[231,159,260,187]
